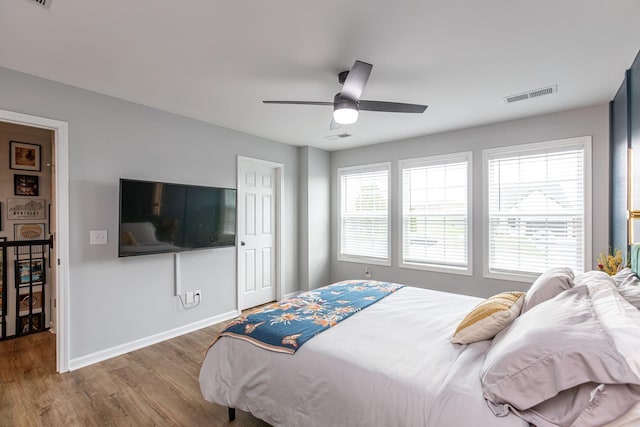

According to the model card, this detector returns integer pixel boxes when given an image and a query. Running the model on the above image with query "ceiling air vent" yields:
[324,133,352,141]
[504,85,557,104]
[24,0,51,9]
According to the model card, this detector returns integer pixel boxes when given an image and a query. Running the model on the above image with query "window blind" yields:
[487,145,585,276]
[402,156,469,269]
[339,165,389,261]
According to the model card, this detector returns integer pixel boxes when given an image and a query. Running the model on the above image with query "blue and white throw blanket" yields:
[215,280,405,354]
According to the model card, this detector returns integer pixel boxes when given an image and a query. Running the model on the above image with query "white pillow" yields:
[121,222,158,244]
[522,267,574,313]
[574,269,612,287]
[613,268,640,310]
[481,281,640,426]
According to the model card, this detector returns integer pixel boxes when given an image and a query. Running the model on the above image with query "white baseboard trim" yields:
[284,291,302,299]
[68,309,240,371]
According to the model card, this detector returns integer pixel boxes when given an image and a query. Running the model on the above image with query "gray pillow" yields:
[509,383,640,427]
[613,268,640,310]
[573,269,611,287]
[121,221,158,244]
[481,279,640,426]
[521,267,574,313]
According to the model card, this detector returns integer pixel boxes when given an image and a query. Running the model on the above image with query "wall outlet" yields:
[89,230,108,245]
[364,267,372,278]
[185,291,194,304]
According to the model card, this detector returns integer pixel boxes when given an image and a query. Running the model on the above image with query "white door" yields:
[238,158,277,309]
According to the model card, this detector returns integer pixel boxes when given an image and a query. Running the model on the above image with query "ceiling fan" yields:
[263,60,428,129]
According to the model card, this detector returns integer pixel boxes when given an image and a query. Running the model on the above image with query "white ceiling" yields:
[1,1,639,151]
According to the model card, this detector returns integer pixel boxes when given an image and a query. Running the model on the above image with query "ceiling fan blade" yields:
[340,60,372,102]
[329,118,342,130]
[359,100,428,113]
[263,101,333,106]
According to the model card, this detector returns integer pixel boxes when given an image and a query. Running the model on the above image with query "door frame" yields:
[236,156,284,310]
[0,108,70,373]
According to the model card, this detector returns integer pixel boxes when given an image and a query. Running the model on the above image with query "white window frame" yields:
[337,162,391,266]
[399,152,473,275]
[482,136,592,282]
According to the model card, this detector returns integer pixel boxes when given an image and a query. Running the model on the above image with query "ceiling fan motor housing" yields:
[333,93,359,124]
[334,93,358,110]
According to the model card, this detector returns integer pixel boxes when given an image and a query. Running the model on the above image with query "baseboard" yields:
[68,309,239,371]
[284,291,301,299]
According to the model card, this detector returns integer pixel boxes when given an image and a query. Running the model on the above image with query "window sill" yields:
[399,262,471,276]
[337,255,391,267]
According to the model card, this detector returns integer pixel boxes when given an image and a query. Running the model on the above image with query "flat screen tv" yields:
[118,178,236,257]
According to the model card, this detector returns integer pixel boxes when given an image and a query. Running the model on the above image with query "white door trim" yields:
[236,156,284,311]
[0,108,70,373]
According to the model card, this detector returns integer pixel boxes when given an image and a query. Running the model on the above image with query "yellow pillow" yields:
[451,291,525,344]
[121,231,139,246]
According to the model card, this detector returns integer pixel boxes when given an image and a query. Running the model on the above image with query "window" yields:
[400,152,472,274]
[484,137,591,280]
[338,163,390,264]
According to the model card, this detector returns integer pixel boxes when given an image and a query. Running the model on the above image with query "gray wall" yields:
[331,104,610,298]
[298,146,331,290]
[0,64,611,359]
[0,67,299,359]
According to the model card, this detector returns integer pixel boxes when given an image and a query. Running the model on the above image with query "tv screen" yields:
[118,179,236,257]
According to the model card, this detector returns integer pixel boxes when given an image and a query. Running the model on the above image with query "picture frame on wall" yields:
[7,198,46,220]
[18,286,43,314]
[9,141,41,172]
[15,258,45,287]
[14,223,46,255]
[14,174,39,196]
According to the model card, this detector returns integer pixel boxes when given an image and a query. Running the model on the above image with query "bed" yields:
[199,261,640,426]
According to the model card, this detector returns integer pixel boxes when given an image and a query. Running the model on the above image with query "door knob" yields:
[241,241,246,246]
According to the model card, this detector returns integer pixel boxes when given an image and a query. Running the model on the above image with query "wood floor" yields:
[0,323,271,426]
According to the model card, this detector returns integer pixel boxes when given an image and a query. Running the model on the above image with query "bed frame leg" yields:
[228,407,235,421]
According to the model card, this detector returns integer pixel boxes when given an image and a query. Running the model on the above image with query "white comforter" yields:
[199,286,529,427]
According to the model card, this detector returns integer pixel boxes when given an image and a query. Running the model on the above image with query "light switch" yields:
[90,230,108,245]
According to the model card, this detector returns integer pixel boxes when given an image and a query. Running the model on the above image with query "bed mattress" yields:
[200,286,529,426]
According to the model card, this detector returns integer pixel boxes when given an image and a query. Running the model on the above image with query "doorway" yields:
[236,156,284,310]
[0,109,69,373]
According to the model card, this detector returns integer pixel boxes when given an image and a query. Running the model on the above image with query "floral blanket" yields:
[215,280,405,354]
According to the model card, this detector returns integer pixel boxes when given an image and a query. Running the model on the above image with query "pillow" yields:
[481,280,640,426]
[574,269,613,287]
[613,268,640,310]
[121,222,158,244]
[604,402,640,427]
[521,267,574,313]
[451,291,525,344]
[511,383,640,427]
[120,231,139,246]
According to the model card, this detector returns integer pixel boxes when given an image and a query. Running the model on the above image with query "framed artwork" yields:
[14,174,39,196]
[7,198,45,220]
[18,313,42,335]
[10,141,41,172]
[19,288,43,313]
[14,223,46,255]
[15,258,45,287]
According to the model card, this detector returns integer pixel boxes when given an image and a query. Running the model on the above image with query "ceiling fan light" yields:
[333,106,359,124]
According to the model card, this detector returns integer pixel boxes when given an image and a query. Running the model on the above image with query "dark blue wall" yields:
[610,50,640,253]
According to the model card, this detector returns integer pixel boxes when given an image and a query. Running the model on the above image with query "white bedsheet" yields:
[199,286,529,427]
